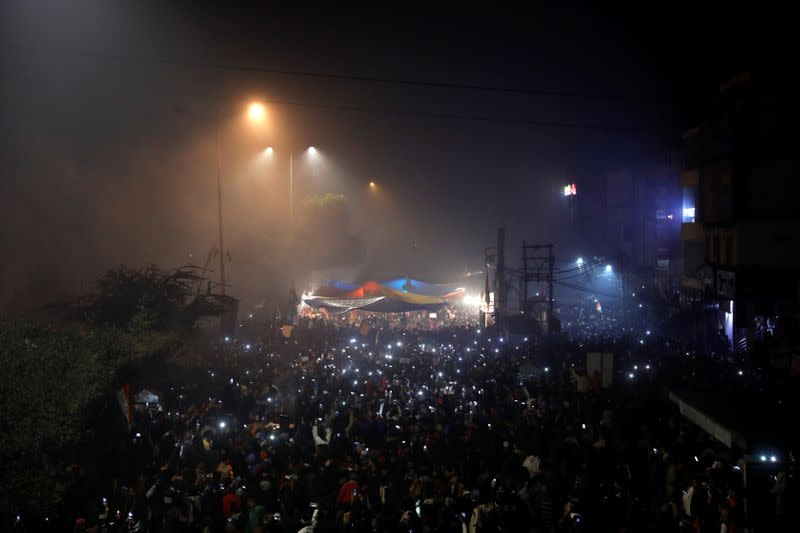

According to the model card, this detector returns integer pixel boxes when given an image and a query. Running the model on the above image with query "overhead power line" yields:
[555,281,618,299]
[3,44,657,135]
[54,45,631,103]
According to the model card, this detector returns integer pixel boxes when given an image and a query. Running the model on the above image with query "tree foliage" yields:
[0,265,218,519]
[74,264,225,332]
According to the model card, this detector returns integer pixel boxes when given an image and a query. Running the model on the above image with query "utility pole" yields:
[289,152,294,228]
[521,243,555,334]
[215,108,226,295]
[495,228,506,329]
[548,247,554,321]
[521,241,529,314]
[619,250,625,332]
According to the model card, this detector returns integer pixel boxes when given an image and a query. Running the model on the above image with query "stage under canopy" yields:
[302,277,464,313]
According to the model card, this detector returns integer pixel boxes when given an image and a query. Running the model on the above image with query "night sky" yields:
[0,2,777,313]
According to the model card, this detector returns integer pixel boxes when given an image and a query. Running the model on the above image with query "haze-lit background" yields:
[0,2,762,314]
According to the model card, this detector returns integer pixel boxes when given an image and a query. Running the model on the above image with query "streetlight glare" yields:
[307,146,318,156]
[264,146,273,155]
[247,102,266,122]
[576,257,584,266]
[369,181,376,188]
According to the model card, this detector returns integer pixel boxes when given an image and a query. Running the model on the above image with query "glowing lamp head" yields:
[247,102,266,122]
[307,146,317,156]
[605,264,613,274]
[369,181,376,188]
[576,257,584,266]
[264,146,273,155]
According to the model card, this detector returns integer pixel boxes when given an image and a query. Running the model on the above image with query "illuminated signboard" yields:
[563,183,577,196]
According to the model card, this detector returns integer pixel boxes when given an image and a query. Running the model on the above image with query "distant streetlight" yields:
[369,181,376,188]
[263,145,318,226]
[576,257,584,266]
[605,264,613,274]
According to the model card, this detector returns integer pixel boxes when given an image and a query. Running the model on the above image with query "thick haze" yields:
[1,2,764,314]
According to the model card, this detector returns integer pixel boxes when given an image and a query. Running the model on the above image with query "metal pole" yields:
[216,110,226,295]
[496,228,505,328]
[548,244,554,325]
[619,251,624,330]
[289,153,294,228]
[522,241,528,314]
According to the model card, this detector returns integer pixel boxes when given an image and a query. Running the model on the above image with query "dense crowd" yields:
[35,321,793,532]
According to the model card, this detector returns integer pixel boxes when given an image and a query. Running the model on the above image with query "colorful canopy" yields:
[302,278,464,313]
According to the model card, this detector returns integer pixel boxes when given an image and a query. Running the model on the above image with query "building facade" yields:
[679,72,800,358]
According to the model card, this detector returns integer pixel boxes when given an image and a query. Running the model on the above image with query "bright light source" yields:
[576,257,584,266]
[307,146,318,156]
[264,146,273,155]
[462,294,481,307]
[770,455,777,463]
[738,369,743,376]
[760,455,767,462]
[219,421,226,429]
[628,373,635,379]
[605,264,613,274]
[369,181,376,188]
[247,102,266,122]
[563,183,577,196]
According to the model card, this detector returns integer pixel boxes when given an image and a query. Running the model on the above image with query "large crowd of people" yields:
[37,316,793,532]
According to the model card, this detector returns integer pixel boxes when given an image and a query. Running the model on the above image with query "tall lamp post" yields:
[206,101,266,294]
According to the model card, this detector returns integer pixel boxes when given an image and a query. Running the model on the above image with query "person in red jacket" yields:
[222,486,242,518]
[337,472,360,506]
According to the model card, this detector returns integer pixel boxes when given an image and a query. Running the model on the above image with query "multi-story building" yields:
[679,72,800,356]
[572,165,681,291]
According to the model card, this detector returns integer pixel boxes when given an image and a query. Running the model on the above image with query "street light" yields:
[576,257,584,266]
[210,101,266,294]
[247,101,266,123]
[263,145,318,227]
[605,264,613,274]
[369,181,376,189]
